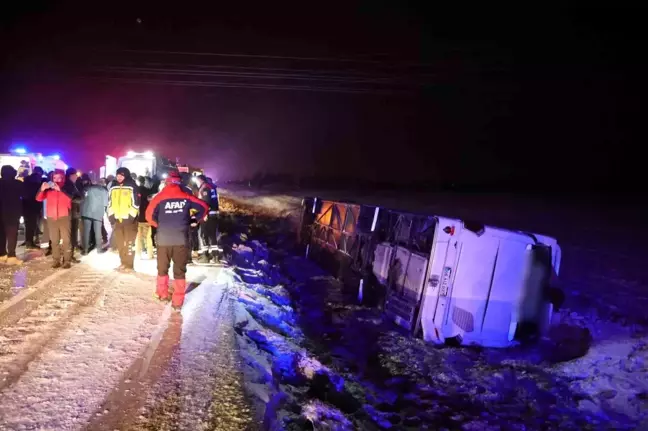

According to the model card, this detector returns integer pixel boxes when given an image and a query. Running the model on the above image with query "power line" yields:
[96,66,412,85]
[111,49,426,67]
[86,76,410,95]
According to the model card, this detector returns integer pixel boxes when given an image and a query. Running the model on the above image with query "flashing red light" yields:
[443,226,455,235]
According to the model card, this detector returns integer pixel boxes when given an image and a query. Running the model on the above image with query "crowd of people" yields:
[0,163,220,309]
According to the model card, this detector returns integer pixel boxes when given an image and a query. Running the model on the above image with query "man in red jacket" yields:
[36,169,73,268]
[146,172,208,310]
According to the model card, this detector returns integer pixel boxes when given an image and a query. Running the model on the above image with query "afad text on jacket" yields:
[146,183,208,247]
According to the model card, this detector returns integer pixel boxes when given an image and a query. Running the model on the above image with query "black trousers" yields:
[157,245,188,279]
[200,215,219,252]
[70,217,80,252]
[113,221,138,268]
[82,218,103,253]
[151,226,157,248]
[23,209,40,246]
[0,219,19,257]
[190,226,199,251]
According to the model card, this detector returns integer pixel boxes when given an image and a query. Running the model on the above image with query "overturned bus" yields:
[299,198,562,348]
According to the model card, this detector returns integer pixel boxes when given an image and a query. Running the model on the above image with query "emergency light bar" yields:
[126,150,154,158]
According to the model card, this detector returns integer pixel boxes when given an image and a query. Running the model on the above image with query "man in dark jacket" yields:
[195,175,220,263]
[63,168,83,260]
[0,165,25,265]
[146,172,208,309]
[136,176,154,259]
[107,167,140,271]
[22,166,46,249]
[80,174,108,255]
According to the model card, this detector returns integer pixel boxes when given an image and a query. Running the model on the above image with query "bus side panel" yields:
[446,232,499,343]
[478,239,529,346]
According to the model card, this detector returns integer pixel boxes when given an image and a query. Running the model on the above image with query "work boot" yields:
[211,250,221,261]
[171,279,187,310]
[198,252,211,264]
[156,275,170,301]
[62,262,71,269]
[6,257,23,265]
[52,261,61,269]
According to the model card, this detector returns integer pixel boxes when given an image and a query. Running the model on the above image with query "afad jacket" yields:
[145,183,208,247]
[107,179,140,223]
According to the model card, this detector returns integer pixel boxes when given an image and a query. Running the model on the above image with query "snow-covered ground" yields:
[0,250,257,430]
[221,187,648,430]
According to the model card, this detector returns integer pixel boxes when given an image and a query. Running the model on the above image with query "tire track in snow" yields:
[0,268,117,392]
[0,271,167,430]
[129,276,258,430]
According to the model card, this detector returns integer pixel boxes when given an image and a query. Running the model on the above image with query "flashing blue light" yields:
[13,148,26,154]
[52,154,60,160]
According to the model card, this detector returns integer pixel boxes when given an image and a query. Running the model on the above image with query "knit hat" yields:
[166,171,182,184]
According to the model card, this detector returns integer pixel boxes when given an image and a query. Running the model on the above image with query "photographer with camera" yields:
[36,169,75,268]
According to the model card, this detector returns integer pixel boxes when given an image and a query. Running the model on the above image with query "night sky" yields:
[0,4,645,191]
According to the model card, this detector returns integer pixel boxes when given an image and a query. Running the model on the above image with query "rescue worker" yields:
[0,165,25,265]
[194,174,219,263]
[107,167,140,271]
[36,169,73,268]
[146,172,208,310]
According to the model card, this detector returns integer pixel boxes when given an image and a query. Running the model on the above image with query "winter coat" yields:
[22,173,45,213]
[107,168,140,224]
[0,165,24,221]
[36,186,73,220]
[137,185,153,223]
[63,180,83,219]
[146,183,208,246]
[81,184,109,221]
[198,182,219,213]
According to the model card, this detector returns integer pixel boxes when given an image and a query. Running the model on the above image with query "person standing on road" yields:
[145,176,158,250]
[22,166,46,249]
[135,176,154,259]
[36,169,73,268]
[80,173,108,255]
[146,172,208,310]
[0,165,25,265]
[63,168,83,260]
[194,175,219,263]
[107,167,140,271]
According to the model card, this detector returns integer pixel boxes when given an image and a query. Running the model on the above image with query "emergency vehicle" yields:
[100,151,203,181]
[300,198,562,348]
[0,150,68,176]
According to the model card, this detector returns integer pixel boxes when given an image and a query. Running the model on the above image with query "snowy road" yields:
[0,252,257,430]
